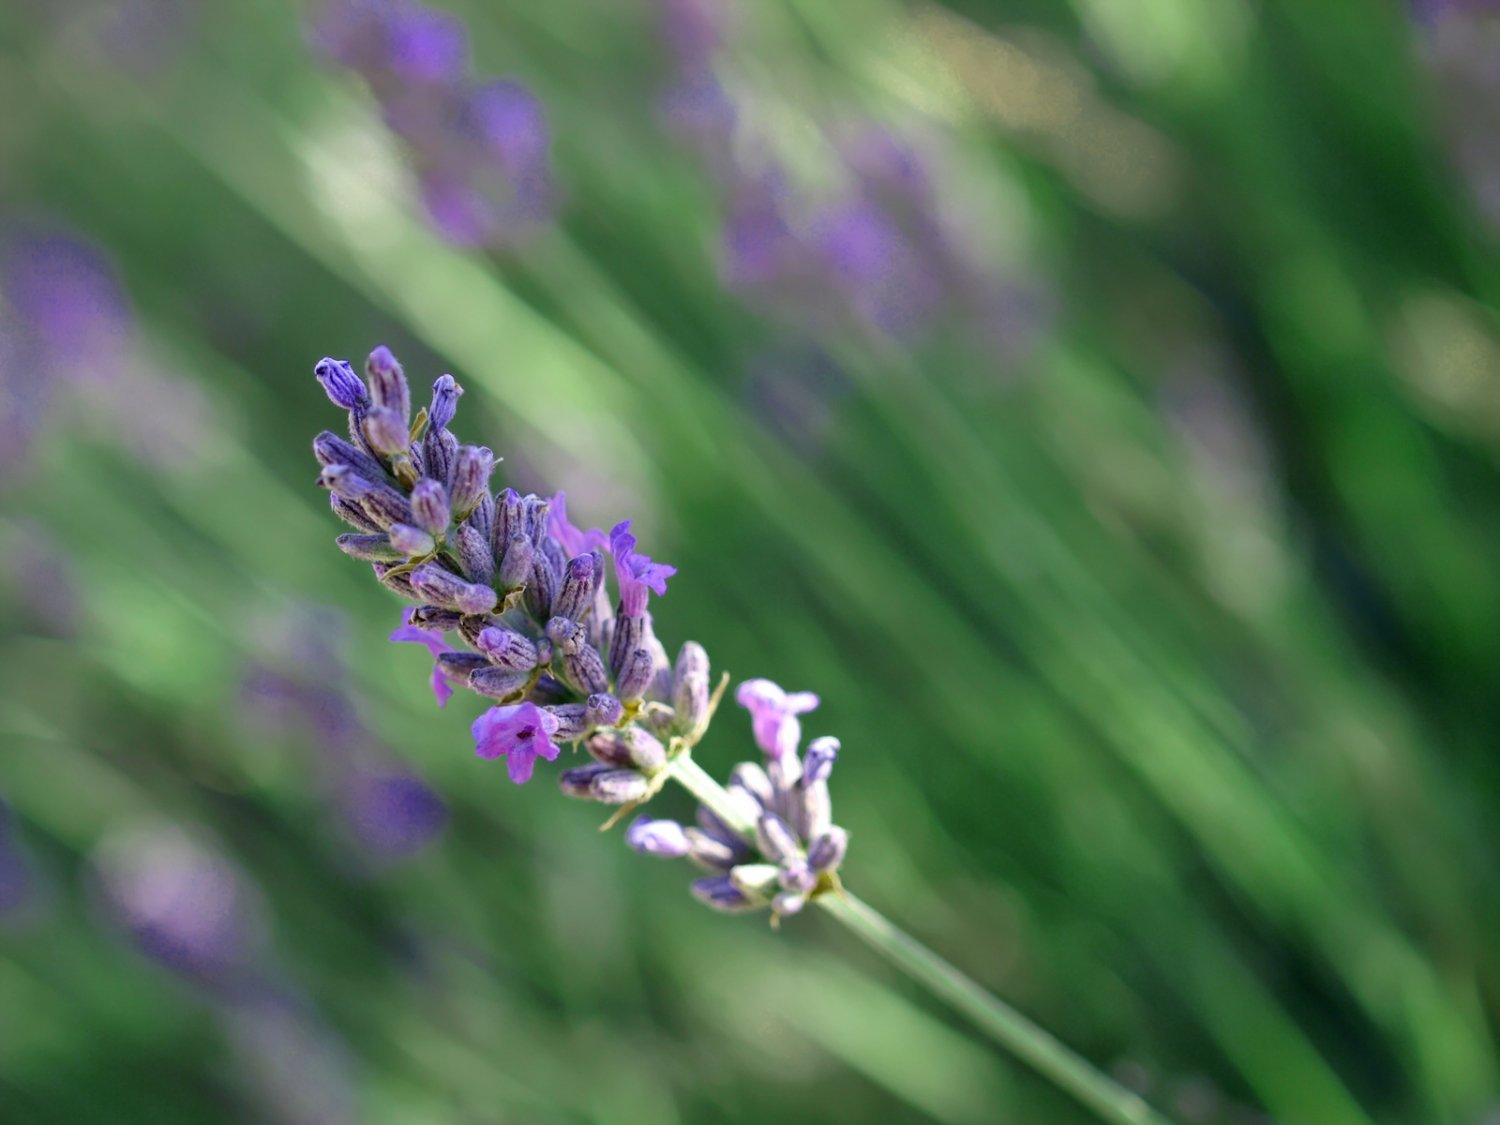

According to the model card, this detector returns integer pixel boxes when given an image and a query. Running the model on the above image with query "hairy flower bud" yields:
[585,693,623,728]
[315,357,368,409]
[410,606,464,631]
[365,345,410,425]
[336,533,405,562]
[625,817,690,858]
[553,553,598,622]
[437,652,489,681]
[525,554,558,619]
[497,534,532,589]
[410,563,497,615]
[792,780,832,843]
[468,666,530,700]
[807,827,848,872]
[410,479,450,537]
[330,494,382,532]
[559,763,613,799]
[313,430,386,482]
[615,648,655,704]
[564,644,610,695]
[728,762,774,808]
[803,737,839,785]
[778,858,817,894]
[591,768,650,805]
[475,626,538,671]
[388,523,436,557]
[423,426,458,490]
[454,522,495,584]
[691,875,757,912]
[685,828,743,871]
[362,406,410,458]
[450,445,494,519]
[755,813,800,863]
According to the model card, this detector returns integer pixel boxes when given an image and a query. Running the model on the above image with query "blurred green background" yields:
[3,0,1499,1122]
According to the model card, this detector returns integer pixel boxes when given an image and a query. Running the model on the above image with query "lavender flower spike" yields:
[472,702,561,784]
[735,679,820,760]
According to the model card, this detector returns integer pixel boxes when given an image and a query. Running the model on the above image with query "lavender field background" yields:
[3,1,1500,1122]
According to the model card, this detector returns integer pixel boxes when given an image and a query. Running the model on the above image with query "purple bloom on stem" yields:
[314,358,368,409]
[547,492,609,557]
[390,607,455,706]
[472,701,562,783]
[735,678,819,759]
[609,520,677,616]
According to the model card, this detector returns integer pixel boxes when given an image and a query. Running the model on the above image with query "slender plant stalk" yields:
[666,755,1168,1125]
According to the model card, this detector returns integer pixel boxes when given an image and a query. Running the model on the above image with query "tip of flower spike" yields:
[314,357,368,409]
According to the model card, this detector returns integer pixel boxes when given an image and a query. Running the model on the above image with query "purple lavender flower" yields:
[735,679,819,760]
[390,606,455,706]
[608,520,677,617]
[315,358,368,410]
[314,1,557,247]
[472,701,562,783]
[342,771,448,856]
[547,491,609,557]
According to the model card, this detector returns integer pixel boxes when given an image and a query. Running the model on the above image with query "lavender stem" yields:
[663,754,1164,1125]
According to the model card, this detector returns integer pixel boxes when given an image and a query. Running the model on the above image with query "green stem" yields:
[817,891,1168,1125]
[664,754,1167,1125]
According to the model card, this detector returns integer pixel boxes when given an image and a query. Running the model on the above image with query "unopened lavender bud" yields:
[330,494,381,532]
[318,464,372,501]
[373,563,417,598]
[521,495,550,542]
[313,430,386,481]
[495,488,524,545]
[591,768,650,805]
[546,704,591,741]
[685,829,744,871]
[564,644,610,695]
[729,762,775,808]
[755,813,800,863]
[410,606,464,631]
[437,652,489,682]
[450,446,494,518]
[767,754,803,811]
[671,671,709,737]
[621,728,666,772]
[365,345,410,424]
[498,535,533,589]
[455,522,495,585]
[793,781,832,843]
[526,554,558,619]
[803,737,839,785]
[315,357,367,409]
[691,875,757,913]
[608,613,647,679]
[428,374,462,432]
[475,627,538,671]
[585,731,633,767]
[772,891,807,917]
[467,492,495,545]
[360,489,415,530]
[553,553,598,622]
[695,805,745,847]
[559,763,613,799]
[778,858,817,894]
[468,666,530,700]
[674,639,709,682]
[728,863,779,899]
[423,426,458,490]
[410,479,450,537]
[586,693,623,728]
[410,564,498,615]
[615,647,655,704]
[545,616,585,654]
[624,817,690,858]
[362,406,410,458]
[387,523,436,557]
[807,826,848,872]
[336,533,404,562]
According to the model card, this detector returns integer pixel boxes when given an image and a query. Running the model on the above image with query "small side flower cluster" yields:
[312,0,555,246]
[624,680,849,922]
[312,347,849,918]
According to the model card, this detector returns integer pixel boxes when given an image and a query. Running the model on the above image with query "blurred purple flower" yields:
[314,0,557,246]
[341,771,448,856]
[472,701,561,783]
[91,823,267,982]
